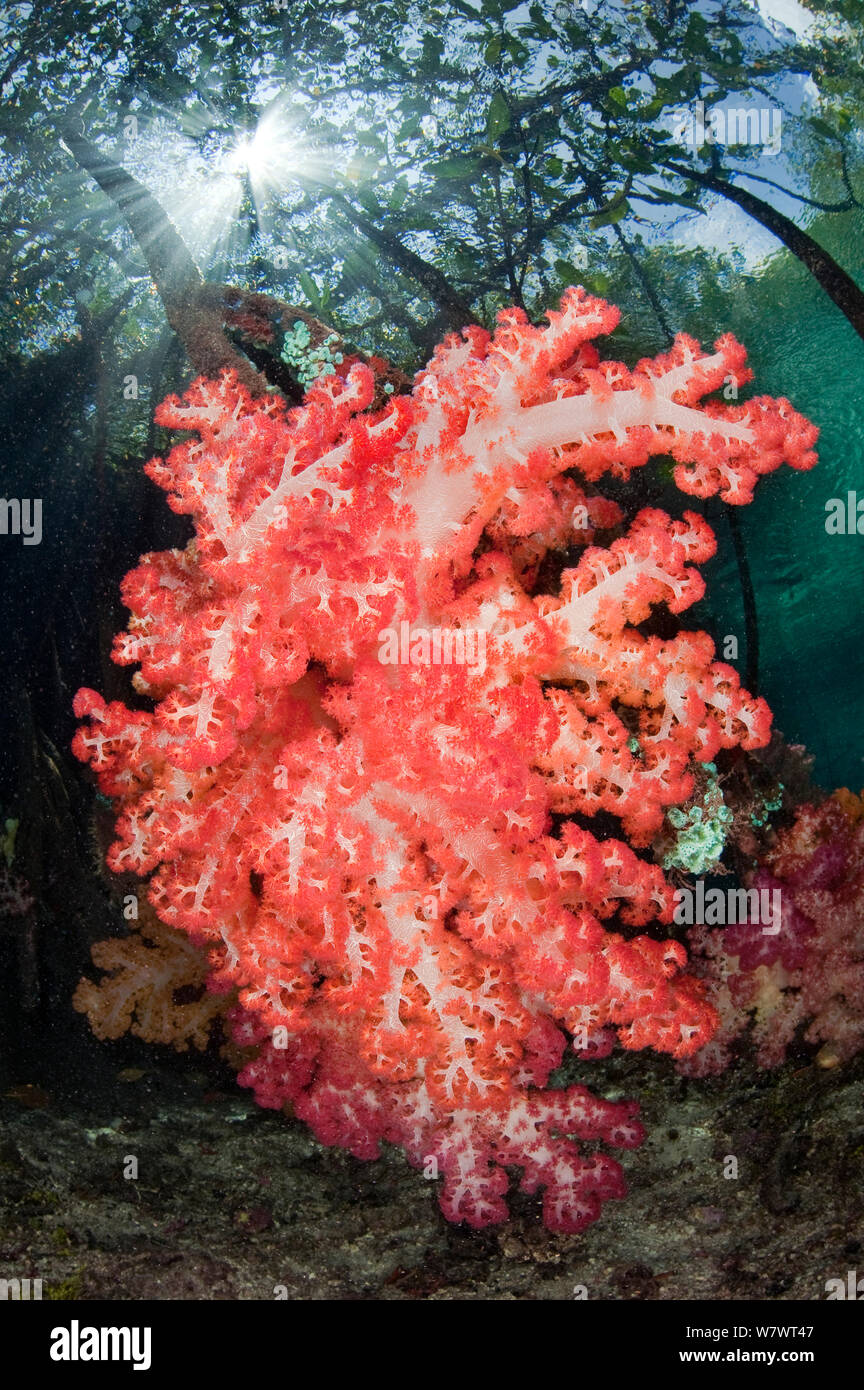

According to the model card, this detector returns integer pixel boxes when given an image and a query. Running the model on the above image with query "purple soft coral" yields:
[684,794,864,1072]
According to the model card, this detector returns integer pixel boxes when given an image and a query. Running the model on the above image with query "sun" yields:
[224,111,297,189]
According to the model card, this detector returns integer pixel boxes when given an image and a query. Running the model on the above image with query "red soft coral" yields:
[74,289,817,1231]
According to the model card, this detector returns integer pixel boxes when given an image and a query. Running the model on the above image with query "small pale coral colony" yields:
[74,288,830,1233]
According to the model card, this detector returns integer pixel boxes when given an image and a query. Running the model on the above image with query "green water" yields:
[657,212,864,793]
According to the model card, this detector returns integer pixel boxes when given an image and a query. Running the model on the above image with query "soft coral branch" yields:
[74,289,817,1231]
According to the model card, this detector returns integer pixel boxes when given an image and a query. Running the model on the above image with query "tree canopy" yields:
[1,0,862,393]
